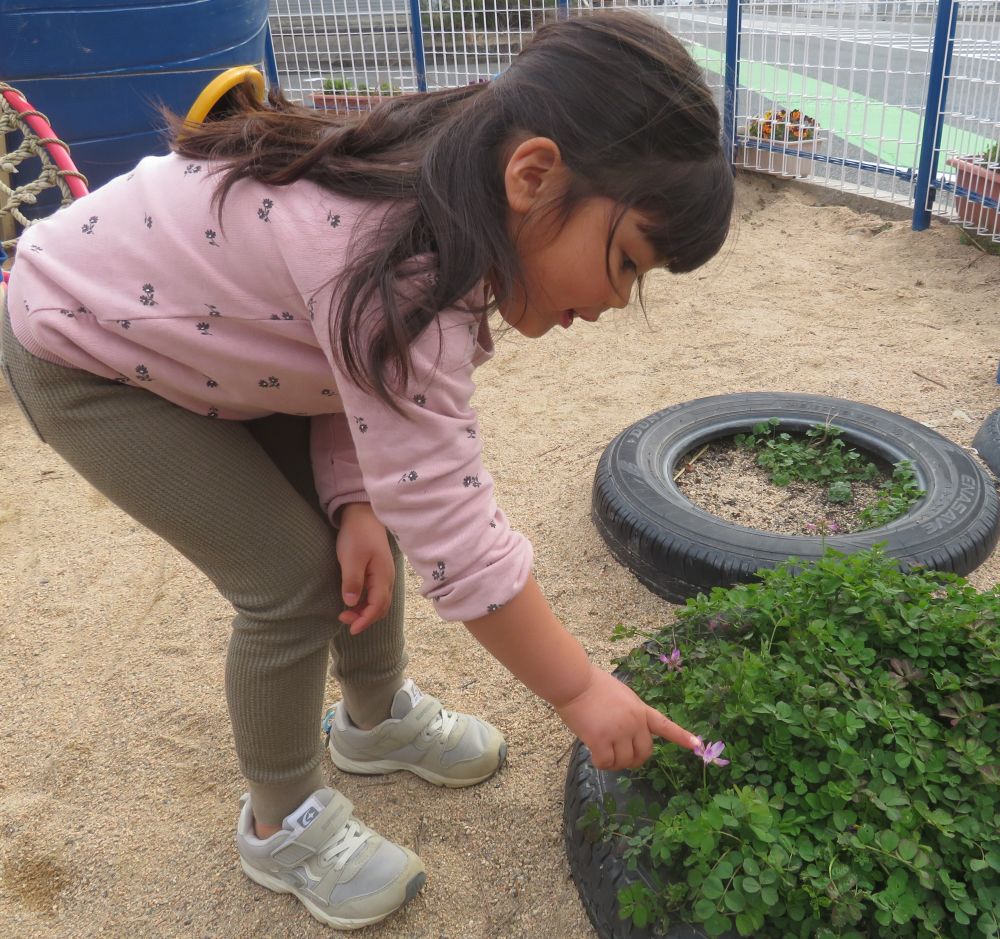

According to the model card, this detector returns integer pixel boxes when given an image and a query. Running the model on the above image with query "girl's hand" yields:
[335,503,395,635]
[555,665,698,771]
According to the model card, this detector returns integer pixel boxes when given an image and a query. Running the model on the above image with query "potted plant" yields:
[946,140,1000,237]
[740,108,827,179]
[565,547,1000,938]
[311,76,402,113]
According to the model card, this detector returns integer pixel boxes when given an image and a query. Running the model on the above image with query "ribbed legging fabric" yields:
[1,299,407,825]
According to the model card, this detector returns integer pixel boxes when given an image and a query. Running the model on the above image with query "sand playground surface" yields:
[2,171,999,939]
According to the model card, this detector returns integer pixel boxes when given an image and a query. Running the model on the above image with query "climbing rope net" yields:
[1,81,88,270]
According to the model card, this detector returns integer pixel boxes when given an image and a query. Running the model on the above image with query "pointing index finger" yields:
[647,706,700,751]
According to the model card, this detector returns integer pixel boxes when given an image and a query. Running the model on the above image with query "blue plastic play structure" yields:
[1,0,270,194]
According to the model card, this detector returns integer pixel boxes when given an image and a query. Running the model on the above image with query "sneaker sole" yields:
[240,857,426,930]
[328,741,507,788]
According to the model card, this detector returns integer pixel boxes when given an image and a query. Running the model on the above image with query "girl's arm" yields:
[464,575,699,771]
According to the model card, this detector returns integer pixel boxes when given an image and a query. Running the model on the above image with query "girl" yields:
[1,9,733,931]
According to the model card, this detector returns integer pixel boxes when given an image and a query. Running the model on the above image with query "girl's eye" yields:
[621,255,637,274]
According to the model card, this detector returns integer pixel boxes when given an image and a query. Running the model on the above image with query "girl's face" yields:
[497,137,659,338]
[499,198,658,338]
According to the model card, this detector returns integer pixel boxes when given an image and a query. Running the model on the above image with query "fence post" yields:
[408,0,428,93]
[723,0,743,164]
[263,21,279,90]
[912,0,958,231]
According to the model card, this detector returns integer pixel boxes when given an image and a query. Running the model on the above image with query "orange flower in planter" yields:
[747,106,818,142]
[743,106,824,179]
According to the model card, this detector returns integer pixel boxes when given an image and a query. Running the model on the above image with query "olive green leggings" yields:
[1,301,406,825]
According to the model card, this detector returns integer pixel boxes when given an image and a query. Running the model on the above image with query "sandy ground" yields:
[2,171,999,939]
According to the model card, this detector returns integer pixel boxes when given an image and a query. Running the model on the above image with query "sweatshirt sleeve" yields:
[309,412,369,523]
[321,308,533,622]
[271,191,533,622]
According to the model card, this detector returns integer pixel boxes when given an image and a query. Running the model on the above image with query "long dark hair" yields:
[172,10,733,408]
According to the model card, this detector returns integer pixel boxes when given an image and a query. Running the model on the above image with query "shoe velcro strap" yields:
[378,696,444,748]
[270,793,355,867]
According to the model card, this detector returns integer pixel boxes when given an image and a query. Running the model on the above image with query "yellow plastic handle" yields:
[186,66,265,124]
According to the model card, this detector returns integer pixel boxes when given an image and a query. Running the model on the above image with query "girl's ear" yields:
[503,137,565,215]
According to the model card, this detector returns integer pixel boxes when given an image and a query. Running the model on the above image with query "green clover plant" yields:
[733,418,924,527]
[590,548,1000,938]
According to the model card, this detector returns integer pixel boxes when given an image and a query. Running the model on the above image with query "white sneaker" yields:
[236,788,425,930]
[325,679,507,788]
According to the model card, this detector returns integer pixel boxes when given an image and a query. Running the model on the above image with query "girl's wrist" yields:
[335,500,374,525]
[549,662,598,711]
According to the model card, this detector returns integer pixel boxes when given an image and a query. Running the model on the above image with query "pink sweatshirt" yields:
[8,152,533,621]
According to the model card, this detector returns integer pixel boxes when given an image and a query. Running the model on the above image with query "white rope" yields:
[0,91,85,254]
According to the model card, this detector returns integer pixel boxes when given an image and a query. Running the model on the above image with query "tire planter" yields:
[972,407,1000,479]
[565,737,724,939]
[592,393,1000,603]
[565,645,738,939]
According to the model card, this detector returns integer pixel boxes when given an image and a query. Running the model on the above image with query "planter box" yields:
[738,130,828,179]
[946,155,1000,237]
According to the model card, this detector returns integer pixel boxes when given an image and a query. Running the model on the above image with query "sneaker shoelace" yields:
[426,706,459,740]
[319,818,372,871]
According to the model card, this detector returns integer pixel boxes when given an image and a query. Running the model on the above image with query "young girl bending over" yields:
[1,9,733,930]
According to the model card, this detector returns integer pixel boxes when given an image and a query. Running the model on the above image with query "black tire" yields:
[565,648,738,939]
[564,739,723,939]
[973,407,1000,479]
[592,393,1000,603]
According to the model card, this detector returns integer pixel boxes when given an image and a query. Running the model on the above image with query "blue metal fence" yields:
[266,0,1000,242]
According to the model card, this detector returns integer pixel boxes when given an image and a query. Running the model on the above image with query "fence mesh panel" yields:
[268,0,414,108]
[421,1,546,87]
[732,0,937,204]
[267,0,1000,239]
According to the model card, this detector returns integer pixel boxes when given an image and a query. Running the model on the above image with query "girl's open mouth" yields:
[561,310,576,329]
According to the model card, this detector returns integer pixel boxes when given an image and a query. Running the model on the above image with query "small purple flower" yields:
[658,648,683,672]
[806,518,840,535]
[693,737,730,767]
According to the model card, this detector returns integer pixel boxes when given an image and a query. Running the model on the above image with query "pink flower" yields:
[806,518,840,535]
[693,737,730,767]
[659,648,683,672]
